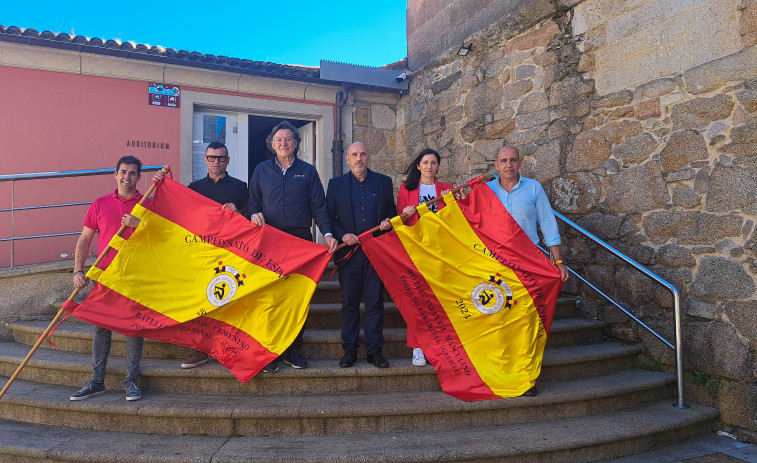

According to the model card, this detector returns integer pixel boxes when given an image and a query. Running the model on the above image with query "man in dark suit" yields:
[326,142,395,368]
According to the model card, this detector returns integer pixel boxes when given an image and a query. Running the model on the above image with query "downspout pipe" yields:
[331,85,350,177]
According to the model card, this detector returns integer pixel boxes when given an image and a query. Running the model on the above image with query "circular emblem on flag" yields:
[206,263,245,307]
[471,277,513,315]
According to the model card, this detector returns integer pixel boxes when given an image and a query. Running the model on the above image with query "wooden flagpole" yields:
[0,165,170,400]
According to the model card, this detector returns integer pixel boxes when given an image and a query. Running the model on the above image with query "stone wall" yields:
[406,0,585,70]
[0,261,91,340]
[349,90,401,176]
[399,0,757,440]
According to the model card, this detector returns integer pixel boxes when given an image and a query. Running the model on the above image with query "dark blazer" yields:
[326,169,396,265]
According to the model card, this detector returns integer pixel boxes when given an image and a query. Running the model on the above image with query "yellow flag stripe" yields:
[394,194,544,396]
[95,205,316,353]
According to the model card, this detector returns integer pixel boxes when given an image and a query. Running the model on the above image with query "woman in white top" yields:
[396,148,454,366]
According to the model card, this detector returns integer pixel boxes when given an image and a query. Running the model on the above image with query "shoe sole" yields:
[180,359,209,369]
[412,361,427,366]
[69,390,105,401]
[282,360,307,369]
[126,395,142,401]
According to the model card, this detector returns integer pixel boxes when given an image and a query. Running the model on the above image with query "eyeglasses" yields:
[206,155,228,162]
[273,137,294,144]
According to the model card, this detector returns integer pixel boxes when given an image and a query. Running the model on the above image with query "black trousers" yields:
[338,248,385,356]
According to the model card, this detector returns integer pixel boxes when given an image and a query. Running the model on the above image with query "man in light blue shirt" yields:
[487,146,569,282]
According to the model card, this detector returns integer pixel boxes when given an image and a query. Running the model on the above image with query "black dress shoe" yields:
[339,351,357,368]
[367,352,389,368]
[521,386,538,397]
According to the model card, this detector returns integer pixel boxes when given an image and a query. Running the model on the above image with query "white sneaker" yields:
[411,348,427,366]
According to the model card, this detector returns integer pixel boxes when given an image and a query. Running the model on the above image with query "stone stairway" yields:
[0,270,718,462]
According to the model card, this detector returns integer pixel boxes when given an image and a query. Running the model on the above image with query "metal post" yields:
[673,293,686,408]
[553,210,687,409]
[331,140,344,177]
[10,179,14,268]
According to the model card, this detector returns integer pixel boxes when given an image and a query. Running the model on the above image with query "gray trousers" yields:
[91,326,143,384]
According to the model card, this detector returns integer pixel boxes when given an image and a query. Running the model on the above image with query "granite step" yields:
[52,301,413,331]
[0,288,713,462]
[0,401,719,462]
[305,280,344,304]
[7,317,606,359]
[304,302,407,329]
[0,369,675,437]
[8,320,417,360]
[0,340,639,394]
[304,297,580,329]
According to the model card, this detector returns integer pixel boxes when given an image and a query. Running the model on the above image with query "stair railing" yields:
[0,166,164,269]
[544,210,686,409]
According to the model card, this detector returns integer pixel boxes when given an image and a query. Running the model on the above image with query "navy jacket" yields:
[247,157,332,235]
[326,169,395,265]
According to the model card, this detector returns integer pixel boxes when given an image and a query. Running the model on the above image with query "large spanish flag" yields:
[361,179,563,400]
[62,177,331,382]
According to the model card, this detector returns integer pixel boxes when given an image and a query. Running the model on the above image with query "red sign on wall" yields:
[149,83,180,107]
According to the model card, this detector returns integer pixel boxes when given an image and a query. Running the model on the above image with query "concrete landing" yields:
[600,432,757,463]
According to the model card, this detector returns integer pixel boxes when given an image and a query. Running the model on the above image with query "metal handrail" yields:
[551,210,686,409]
[0,167,161,182]
[1,166,163,268]
[0,202,93,213]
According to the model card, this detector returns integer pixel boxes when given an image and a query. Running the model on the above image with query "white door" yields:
[296,122,323,243]
[192,111,249,182]
[298,122,315,166]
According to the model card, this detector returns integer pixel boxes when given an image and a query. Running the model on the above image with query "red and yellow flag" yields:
[63,177,331,382]
[361,179,563,400]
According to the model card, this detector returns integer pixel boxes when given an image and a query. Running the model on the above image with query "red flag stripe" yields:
[63,284,276,382]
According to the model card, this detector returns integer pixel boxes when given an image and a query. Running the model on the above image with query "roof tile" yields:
[0,24,321,80]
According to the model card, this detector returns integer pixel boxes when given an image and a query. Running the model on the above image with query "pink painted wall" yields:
[0,67,181,268]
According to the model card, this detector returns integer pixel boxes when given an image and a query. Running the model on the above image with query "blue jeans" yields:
[91,326,143,383]
[339,248,385,356]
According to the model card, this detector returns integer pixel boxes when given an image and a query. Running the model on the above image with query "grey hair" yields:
[266,120,301,156]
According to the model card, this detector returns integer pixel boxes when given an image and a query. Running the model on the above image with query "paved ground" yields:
[599,433,757,463]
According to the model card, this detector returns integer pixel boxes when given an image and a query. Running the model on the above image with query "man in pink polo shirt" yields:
[69,156,148,402]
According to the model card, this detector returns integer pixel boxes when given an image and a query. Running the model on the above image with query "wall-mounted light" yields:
[457,43,475,56]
